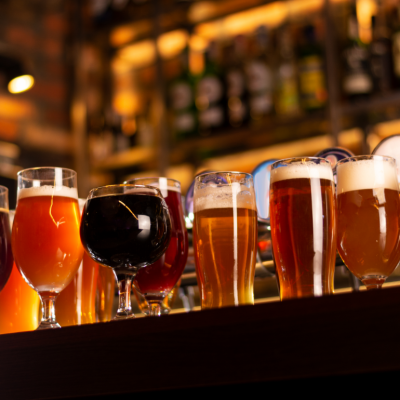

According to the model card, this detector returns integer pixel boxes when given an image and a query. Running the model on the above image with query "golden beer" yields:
[269,159,336,300]
[336,156,400,288]
[193,173,257,309]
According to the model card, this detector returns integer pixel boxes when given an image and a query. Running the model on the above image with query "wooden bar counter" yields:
[1,287,400,399]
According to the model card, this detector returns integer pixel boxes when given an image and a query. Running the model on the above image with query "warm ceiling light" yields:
[8,74,34,94]
[157,30,188,59]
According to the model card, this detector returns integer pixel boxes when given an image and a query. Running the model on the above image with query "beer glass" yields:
[80,184,171,320]
[11,167,84,330]
[269,157,336,300]
[97,265,116,322]
[193,171,257,309]
[125,178,188,317]
[0,186,13,292]
[336,155,400,289]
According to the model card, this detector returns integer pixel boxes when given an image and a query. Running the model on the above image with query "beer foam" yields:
[270,162,334,184]
[194,184,256,212]
[18,185,78,200]
[336,159,399,194]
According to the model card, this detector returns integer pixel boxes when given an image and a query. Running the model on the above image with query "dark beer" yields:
[270,161,336,300]
[80,193,171,272]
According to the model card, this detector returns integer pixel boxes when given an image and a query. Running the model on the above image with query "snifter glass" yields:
[11,167,83,330]
[125,177,188,317]
[80,184,171,320]
[269,157,336,300]
[193,171,257,309]
[336,155,400,289]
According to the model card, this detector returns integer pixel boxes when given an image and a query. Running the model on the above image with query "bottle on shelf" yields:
[274,25,301,116]
[225,35,249,128]
[195,41,226,136]
[342,3,373,100]
[297,24,328,111]
[245,26,274,122]
[167,45,198,141]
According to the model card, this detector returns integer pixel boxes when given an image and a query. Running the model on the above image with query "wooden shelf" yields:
[2,287,400,398]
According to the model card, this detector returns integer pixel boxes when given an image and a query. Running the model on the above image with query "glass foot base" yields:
[113,313,135,321]
[361,275,386,290]
[36,321,61,330]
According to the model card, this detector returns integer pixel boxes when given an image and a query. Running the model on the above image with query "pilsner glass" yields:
[336,155,400,289]
[11,167,83,330]
[125,178,188,316]
[80,184,171,320]
[269,157,336,300]
[193,171,257,309]
[0,186,13,292]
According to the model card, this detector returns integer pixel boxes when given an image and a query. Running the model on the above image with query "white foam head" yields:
[194,183,256,212]
[18,185,78,201]
[336,158,399,194]
[270,162,334,184]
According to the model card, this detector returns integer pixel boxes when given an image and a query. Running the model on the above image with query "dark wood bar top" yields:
[2,287,400,399]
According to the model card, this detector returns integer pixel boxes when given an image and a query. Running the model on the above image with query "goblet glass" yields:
[80,184,171,320]
[336,155,400,289]
[125,178,188,317]
[11,167,84,330]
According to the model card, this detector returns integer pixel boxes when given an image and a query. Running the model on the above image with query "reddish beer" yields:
[12,187,83,295]
[336,156,400,289]
[270,158,336,300]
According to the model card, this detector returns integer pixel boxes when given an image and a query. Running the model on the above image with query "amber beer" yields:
[336,156,400,289]
[12,186,83,295]
[269,158,336,300]
[193,173,257,309]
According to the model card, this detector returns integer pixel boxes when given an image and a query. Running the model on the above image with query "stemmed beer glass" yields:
[80,184,171,319]
[336,155,400,289]
[125,178,188,317]
[11,167,84,330]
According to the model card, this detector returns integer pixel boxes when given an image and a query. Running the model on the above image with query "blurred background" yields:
[0,0,399,208]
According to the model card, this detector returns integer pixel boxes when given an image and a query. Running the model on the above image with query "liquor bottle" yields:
[225,35,249,128]
[342,4,373,100]
[297,24,328,111]
[370,11,393,94]
[168,46,198,141]
[274,25,301,116]
[245,26,274,122]
[195,41,226,136]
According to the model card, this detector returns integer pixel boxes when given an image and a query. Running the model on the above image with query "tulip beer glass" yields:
[12,167,83,330]
[80,184,171,320]
[126,178,188,316]
[193,172,257,309]
[336,155,400,289]
[269,158,336,300]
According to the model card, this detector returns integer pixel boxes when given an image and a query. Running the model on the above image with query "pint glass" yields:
[269,157,336,300]
[193,172,257,309]
[336,155,400,289]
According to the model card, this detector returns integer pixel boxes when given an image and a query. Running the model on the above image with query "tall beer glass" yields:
[125,178,188,316]
[336,155,400,289]
[12,167,83,330]
[193,172,257,309]
[269,157,336,300]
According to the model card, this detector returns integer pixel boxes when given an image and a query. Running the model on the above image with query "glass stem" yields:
[38,294,60,330]
[116,274,135,319]
[148,301,162,317]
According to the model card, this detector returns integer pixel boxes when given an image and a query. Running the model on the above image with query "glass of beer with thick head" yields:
[269,157,336,300]
[80,184,171,320]
[336,155,400,289]
[193,171,257,309]
[11,167,84,330]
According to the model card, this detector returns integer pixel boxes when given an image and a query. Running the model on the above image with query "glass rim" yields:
[271,157,331,169]
[87,183,163,199]
[17,166,77,179]
[124,177,181,188]
[336,154,395,167]
[0,185,8,194]
[195,171,253,180]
